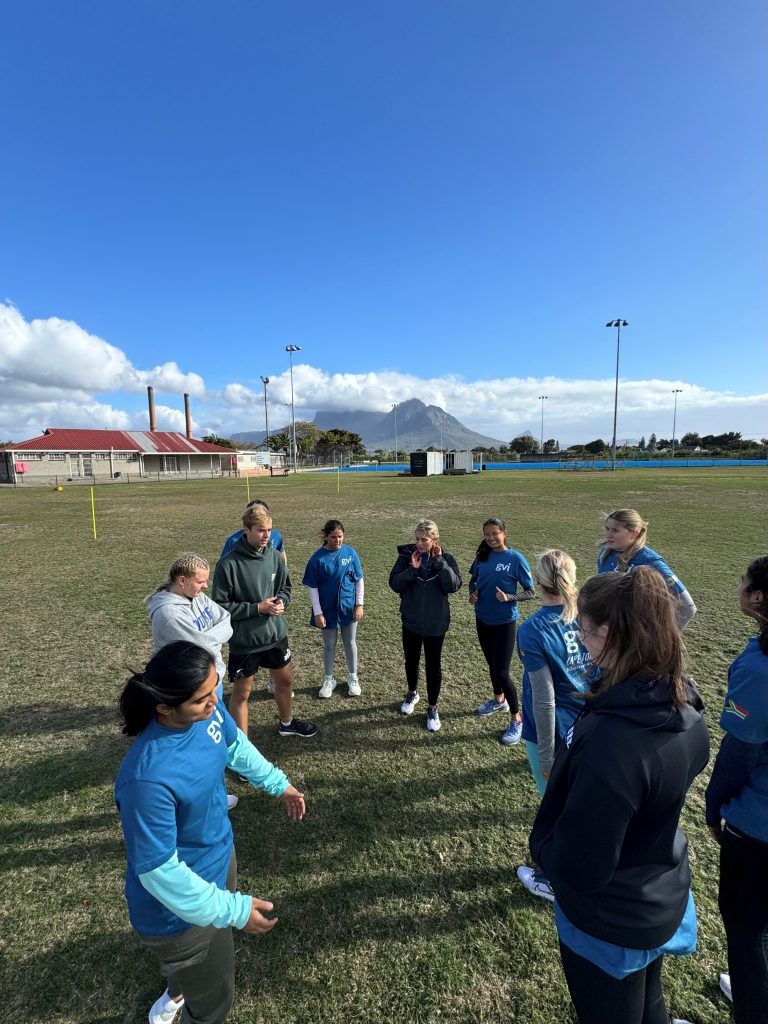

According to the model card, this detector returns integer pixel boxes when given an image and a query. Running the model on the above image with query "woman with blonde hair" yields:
[389,519,462,732]
[597,508,696,629]
[146,553,232,702]
[515,549,591,901]
[529,567,709,1024]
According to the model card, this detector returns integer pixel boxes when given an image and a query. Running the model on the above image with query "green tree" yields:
[647,433,658,451]
[202,434,235,449]
[543,438,559,453]
[680,432,700,447]
[267,431,290,452]
[638,435,646,451]
[583,439,606,454]
[508,432,539,455]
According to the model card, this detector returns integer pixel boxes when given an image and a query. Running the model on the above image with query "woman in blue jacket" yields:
[469,517,535,746]
[706,555,768,1023]
[115,641,305,1024]
[529,568,709,1024]
[389,519,462,733]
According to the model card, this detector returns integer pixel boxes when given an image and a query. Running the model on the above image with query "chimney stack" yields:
[147,386,157,432]
[184,393,192,439]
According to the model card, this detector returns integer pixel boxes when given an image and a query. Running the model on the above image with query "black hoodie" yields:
[529,676,709,949]
[388,544,462,636]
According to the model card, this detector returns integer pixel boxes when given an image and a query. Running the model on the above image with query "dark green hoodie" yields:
[211,536,291,653]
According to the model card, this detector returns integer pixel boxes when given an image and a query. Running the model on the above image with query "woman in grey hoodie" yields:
[146,553,233,701]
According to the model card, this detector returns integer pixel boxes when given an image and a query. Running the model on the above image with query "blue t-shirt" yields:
[221,526,284,559]
[518,605,591,744]
[302,544,363,629]
[469,548,534,624]
[115,705,238,935]
[597,545,686,595]
[718,636,768,842]
[555,890,697,980]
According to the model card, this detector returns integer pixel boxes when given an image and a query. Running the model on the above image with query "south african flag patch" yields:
[724,699,748,720]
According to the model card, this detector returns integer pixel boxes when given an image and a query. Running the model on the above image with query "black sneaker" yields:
[278,718,318,738]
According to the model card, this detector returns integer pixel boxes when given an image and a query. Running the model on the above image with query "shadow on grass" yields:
[2,733,129,804]
[0,702,121,737]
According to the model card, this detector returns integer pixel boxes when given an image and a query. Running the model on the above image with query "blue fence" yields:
[318,458,766,473]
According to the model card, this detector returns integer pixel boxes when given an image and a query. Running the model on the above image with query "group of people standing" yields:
[114,498,767,1024]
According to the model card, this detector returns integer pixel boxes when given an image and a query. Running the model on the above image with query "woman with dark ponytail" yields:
[469,517,534,745]
[116,641,305,1024]
[529,567,709,1024]
[706,555,768,1022]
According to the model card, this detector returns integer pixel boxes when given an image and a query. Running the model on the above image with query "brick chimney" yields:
[184,393,192,439]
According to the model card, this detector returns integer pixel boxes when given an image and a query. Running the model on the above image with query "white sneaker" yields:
[671,1019,694,1024]
[149,989,184,1024]
[516,865,555,902]
[400,691,420,715]
[318,677,337,699]
[426,707,441,731]
[347,674,361,697]
[719,973,732,1002]
[226,794,239,810]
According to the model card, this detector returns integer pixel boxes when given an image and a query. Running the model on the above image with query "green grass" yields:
[1,468,765,1024]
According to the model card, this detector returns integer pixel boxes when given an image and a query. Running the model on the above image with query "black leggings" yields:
[475,618,518,714]
[402,625,445,706]
[719,823,768,1023]
[559,942,668,1024]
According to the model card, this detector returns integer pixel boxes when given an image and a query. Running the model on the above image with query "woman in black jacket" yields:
[389,518,462,733]
[528,567,709,1024]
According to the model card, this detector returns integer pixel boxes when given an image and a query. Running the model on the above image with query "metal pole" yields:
[538,395,548,453]
[392,403,398,465]
[285,345,301,474]
[611,324,621,470]
[260,376,270,448]
[606,320,628,470]
[671,389,682,457]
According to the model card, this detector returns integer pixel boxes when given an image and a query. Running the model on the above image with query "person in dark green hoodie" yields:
[212,506,317,740]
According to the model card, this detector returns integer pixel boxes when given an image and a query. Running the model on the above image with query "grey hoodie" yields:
[146,590,233,685]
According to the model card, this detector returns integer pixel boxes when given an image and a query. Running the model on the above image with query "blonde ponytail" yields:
[535,549,579,623]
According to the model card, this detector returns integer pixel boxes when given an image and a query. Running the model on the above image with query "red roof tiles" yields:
[8,428,233,455]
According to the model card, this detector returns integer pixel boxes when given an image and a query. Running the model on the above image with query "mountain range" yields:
[231,399,504,450]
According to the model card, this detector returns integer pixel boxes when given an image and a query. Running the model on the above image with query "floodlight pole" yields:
[285,345,301,474]
[260,376,270,448]
[606,319,629,470]
[392,403,398,464]
[671,388,683,458]
[538,395,548,453]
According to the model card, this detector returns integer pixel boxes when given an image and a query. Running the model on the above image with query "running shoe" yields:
[476,697,510,716]
[400,692,420,715]
[516,865,554,902]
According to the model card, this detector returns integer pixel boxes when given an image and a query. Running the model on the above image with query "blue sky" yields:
[1,1,765,444]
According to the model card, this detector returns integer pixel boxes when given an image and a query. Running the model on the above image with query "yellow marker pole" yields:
[337,465,340,494]
[90,486,97,540]
[246,476,251,503]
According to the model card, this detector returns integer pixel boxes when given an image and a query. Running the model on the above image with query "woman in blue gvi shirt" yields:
[115,641,305,1024]
[469,517,535,746]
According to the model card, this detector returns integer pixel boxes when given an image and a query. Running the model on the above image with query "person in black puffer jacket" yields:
[528,566,710,1024]
[389,518,462,733]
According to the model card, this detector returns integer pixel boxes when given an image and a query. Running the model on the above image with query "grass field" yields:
[1,467,765,1024]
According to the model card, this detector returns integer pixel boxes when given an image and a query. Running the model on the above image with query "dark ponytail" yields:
[475,517,507,563]
[120,642,216,736]
[745,555,768,655]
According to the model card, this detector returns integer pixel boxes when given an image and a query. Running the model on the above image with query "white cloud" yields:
[1,304,764,444]
[0,302,205,397]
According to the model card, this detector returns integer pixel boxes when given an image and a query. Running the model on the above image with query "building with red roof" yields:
[1,427,236,484]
